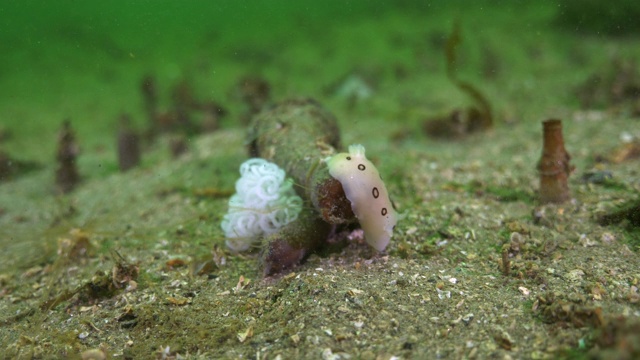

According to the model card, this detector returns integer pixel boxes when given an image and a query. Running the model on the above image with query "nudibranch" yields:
[324,144,397,251]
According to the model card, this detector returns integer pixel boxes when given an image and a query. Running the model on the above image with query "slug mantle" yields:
[324,144,397,251]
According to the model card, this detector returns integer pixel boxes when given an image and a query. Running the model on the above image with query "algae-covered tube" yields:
[246,98,356,274]
[247,98,355,224]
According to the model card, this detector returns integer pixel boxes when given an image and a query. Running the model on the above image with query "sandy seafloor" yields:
[1,1,640,359]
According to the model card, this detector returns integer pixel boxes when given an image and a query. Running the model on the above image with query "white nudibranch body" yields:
[325,144,397,251]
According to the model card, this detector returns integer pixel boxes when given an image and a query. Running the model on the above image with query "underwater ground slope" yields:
[1,1,640,358]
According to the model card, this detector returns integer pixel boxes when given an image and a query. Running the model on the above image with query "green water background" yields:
[3,0,625,159]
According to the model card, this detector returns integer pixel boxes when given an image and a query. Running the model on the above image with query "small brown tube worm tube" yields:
[239,76,271,115]
[140,75,158,137]
[537,119,573,204]
[117,114,141,172]
[55,120,81,194]
[248,98,355,224]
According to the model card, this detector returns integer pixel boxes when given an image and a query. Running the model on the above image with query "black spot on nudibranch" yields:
[358,164,366,171]
[346,156,351,160]
[372,187,379,199]
[381,207,388,216]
